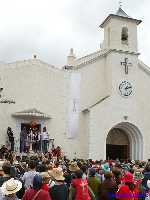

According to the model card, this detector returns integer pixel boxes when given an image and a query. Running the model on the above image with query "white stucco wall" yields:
[0,59,73,155]
[88,51,150,160]
[79,57,109,111]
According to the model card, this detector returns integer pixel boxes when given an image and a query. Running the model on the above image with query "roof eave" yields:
[12,113,51,119]
[100,14,142,28]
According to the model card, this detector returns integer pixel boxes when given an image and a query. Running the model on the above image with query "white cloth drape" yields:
[67,72,81,139]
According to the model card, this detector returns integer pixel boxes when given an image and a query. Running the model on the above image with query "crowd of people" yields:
[6,126,51,153]
[0,146,149,200]
[20,126,50,153]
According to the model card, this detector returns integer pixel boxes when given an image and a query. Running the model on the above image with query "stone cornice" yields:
[82,95,110,112]
[138,60,150,75]
[74,49,139,70]
[0,59,64,72]
[100,14,142,28]
[75,49,111,69]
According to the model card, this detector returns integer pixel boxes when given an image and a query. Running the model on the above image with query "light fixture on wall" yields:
[0,84,15,104]
[123,116,128,120]
[0,88,3,92]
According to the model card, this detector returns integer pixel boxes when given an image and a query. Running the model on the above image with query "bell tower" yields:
[100,7,142,53]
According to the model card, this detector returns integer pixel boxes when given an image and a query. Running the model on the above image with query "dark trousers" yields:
[42,140,48,153]
[10,142,14,152]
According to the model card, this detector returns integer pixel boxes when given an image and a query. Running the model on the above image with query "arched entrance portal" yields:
[106,122,143,161]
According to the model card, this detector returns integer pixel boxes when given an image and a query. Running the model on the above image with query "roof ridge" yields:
[116,7,129,17]
[76,50,102,62]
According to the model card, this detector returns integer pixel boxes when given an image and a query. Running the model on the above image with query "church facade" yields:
[0,7,150,160]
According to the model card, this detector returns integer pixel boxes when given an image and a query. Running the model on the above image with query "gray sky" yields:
[0,0,149,67]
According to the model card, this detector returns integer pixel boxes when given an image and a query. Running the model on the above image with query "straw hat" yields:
[40,172,50,180]
[51,168,65,181]
[69,162,80,172]
[1,178,22,195]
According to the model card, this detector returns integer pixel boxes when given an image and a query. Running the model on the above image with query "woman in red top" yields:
[116,172,139,200]
[70,169,91,200]
[22,174,51,200]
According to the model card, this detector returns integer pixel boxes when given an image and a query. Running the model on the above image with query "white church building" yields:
[0,7,150,160]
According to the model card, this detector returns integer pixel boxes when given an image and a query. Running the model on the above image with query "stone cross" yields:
[121,58,132,74]
[73,99,76,112]
[80,182,86,192]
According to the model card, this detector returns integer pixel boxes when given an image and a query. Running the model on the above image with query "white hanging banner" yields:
[67,72,81,139]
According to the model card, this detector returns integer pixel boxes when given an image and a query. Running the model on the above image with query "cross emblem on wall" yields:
[121,58,132,74]
[73,99,76,112]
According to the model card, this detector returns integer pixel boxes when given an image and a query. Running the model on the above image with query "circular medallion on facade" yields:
[119,81,133,97]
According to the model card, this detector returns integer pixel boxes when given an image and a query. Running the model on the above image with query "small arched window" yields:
[121,27,128,44]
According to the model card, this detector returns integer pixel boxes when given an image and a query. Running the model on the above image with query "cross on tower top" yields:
[119,1,123,8]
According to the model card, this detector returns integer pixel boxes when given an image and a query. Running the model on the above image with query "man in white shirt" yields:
[22,160,39,189]
[41,127,49,153]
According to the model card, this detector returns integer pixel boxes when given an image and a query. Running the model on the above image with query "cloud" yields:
[0,0,149,67]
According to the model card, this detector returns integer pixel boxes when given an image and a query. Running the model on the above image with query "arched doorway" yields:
[106,122,143,161]
[106,128,129,161]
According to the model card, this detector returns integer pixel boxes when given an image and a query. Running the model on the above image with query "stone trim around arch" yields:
[107,122,143,160]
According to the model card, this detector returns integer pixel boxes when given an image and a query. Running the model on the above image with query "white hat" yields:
[1,178,22,195]
[131,160,135,164]
[147,180,150,189]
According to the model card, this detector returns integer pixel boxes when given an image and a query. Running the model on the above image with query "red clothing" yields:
[116,185,138,200]
[41,183,49,191]
[72,178,91,200]
[22,188,51,200]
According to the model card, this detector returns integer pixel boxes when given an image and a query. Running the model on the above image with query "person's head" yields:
[7,127,11,131]
[1,178,22,197]
[69,162,80,172]
[23,127,26,131]
[0,160,5,174]
[145,164,150,172]
[33,175,43,190]
[51,168,65,182]
[2,163,11,175]
[28,160,36,170]
[89,168,96,177]
[112,169,121,178]
[129,168,134,174]
[139,163,143,168]
[36,164,47,172]
[122,172,134,186]
[75,170,83,179]
[104,172,113,180]
[40,172,50,184]
[81,165,87,174]
[43,127,46,132]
